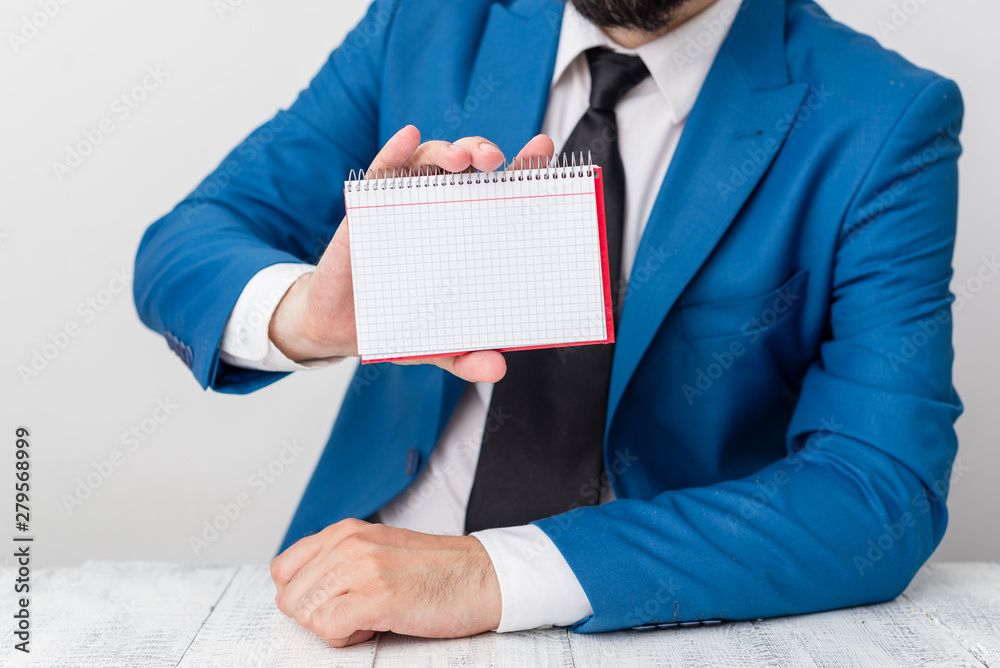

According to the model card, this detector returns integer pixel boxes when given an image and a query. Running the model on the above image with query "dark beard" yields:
[568,0,688,32]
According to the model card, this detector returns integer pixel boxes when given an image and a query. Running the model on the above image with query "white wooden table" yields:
[1,561,997,667]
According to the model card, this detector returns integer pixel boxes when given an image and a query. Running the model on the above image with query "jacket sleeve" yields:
[532,77,965,632]
[133,0,399,393]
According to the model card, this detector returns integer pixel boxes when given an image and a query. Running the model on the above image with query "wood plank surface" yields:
[176,564,377,668]
[178,565,574,668]
[568,596,985,668]
[2,561,997,667]
[371,628,574,668]
[902,561,1000,667]
[0,561,236,668]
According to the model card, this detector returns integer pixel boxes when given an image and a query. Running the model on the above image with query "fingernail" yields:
[448,143,469,152]
[480,142,503,154]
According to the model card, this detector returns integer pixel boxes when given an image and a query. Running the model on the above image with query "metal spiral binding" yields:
[345,151,593,192]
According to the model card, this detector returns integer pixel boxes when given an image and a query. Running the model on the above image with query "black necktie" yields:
[464,48,650,533]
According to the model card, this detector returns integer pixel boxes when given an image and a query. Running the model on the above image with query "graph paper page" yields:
[345,169,611,362]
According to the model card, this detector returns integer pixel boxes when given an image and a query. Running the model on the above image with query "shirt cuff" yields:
[471,524,593,632]
[218,263,344,372]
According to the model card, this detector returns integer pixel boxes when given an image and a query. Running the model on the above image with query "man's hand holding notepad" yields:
[268,126,613,383]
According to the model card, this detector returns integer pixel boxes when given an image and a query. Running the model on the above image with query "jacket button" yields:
[405,448,420,476]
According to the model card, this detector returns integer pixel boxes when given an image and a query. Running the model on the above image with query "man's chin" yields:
[568,0,685,32]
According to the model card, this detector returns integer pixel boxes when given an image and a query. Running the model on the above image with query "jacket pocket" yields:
[680,268,809,340]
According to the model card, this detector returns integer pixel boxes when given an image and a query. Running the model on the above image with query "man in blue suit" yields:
[134,0,963,647]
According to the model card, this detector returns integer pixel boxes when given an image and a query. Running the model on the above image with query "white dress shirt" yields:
[219,0,741,632]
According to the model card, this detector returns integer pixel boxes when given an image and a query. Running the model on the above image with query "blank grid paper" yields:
[346,168,610,362]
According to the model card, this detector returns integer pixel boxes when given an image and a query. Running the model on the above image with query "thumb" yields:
[366,125,421,178]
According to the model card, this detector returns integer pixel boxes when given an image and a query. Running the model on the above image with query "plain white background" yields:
[2,0,997,571]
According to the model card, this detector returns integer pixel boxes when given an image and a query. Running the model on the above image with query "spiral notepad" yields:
[344,154,614,363]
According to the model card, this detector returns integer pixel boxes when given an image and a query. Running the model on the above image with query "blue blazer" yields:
[134,0,964,632]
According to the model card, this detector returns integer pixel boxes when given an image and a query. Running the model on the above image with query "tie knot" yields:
[585,47,650,112]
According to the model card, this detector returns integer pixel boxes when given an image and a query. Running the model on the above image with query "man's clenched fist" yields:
[271,519,502,647]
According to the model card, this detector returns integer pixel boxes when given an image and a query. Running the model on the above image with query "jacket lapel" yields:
[608,0,808,421]
[456,0,564,154]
